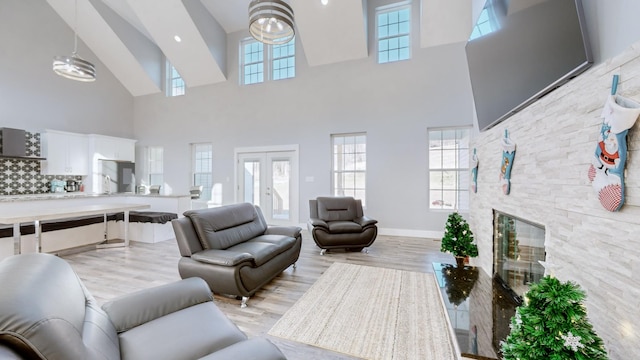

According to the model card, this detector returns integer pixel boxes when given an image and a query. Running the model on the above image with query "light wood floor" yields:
[61,232,454,360]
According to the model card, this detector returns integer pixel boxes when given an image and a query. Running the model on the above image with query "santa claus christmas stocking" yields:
[588,95,640,211]
[500,131,516,195]
[471,148,479,193]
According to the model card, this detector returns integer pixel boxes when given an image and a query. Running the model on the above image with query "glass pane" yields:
[430,171,443,190]
[494,212,546,296]
[354,172,365,189]
[441,191,457,210]
[429,130,443,148]
[243,161,260,205]
[442,170,457,190]
[429,150,443,170]
[430,189,444,209]
[272,160,290,220]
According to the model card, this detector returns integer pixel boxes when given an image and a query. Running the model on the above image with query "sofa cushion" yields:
[327,221,363,233]
[316,197,358,221]
[117,302,247,360]
[228,235,297,267]
[184,203,268,250]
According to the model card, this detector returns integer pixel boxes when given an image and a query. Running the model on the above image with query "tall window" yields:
[332,133,366,205]
[167,62,185,97]
[272,40,295,80]
[377,2,411,64]
[148,146,164,186]
[242,39,264,85]
[428,128,470,211]
[241,38,295,85]
[192,143,212,201]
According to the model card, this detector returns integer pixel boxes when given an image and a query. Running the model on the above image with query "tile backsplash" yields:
[0,131,81,195]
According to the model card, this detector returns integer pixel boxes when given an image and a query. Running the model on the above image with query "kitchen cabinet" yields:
[41,130,89,175]
[88,134,136,162]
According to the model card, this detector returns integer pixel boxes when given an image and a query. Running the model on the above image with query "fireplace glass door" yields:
[493,211,546,296]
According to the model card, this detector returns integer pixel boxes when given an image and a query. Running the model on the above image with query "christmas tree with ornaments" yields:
[501,276,608,360]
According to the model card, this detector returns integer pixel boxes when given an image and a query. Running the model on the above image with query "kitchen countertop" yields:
[0,193,191,202]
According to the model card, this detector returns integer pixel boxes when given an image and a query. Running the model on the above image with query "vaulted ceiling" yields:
[46,0,489,97]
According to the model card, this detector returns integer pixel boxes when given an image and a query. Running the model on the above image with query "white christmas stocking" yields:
[588,95,640,211]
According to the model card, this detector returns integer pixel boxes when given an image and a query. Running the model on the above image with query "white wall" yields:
[0,0,134,138]
[132,0,475,234]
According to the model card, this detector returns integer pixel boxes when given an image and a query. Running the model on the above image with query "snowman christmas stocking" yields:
[471,149,479,193]
[588,95,640,211]
[500,132,516,195]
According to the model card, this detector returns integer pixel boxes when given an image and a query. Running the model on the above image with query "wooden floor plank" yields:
[61,232,454,360]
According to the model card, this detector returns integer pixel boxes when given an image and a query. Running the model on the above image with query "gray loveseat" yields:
[172,203,302,307]
[0,253,286,360]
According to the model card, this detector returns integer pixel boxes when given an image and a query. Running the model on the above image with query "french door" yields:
[236,148,298,226]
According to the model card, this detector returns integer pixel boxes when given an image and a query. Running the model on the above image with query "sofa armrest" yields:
[308,218,328,229]
[191,249,255,266]
[198,338,286,360]
[265,225,302,238]
[354,216,377,227]
[102,277,213,333]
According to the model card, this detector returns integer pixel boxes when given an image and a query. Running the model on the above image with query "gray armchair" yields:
[0,253,287,360]
[307,196,378,255]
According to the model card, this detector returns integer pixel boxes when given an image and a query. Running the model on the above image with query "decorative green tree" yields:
[440,212,479,262]
[501,276,608,360]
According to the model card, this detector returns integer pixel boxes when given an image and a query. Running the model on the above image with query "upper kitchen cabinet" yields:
[88,134,136,162]
[41,130,89,175]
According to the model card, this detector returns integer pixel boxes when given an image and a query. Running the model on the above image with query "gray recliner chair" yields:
[0,253,287,360]
[307,196,378,255]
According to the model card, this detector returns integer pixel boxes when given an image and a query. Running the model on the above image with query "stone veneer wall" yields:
[0,131,80,195]
[469,41,640,359]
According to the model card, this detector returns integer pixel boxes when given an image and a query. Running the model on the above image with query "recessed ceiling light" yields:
[321,0,328,5]
[174,35,182,42]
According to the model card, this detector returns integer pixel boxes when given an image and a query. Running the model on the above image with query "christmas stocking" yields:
[500,132,516,195]
[588,95,640,211]
[471,149,479,193]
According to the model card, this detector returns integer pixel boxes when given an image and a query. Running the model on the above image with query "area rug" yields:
[268,262,455,360]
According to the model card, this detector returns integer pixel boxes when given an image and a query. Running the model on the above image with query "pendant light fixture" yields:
[248,0,295,45]
[52,0,96,82]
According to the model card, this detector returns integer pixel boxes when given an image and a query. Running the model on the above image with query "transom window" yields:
[428,128,470,211]
[376,3,411,64]
[192,143,213,201]
[272,40,295,80]
[167,63,185,97]
[241,38,295,85]
[242,40,264,85]
[331,133,366,205]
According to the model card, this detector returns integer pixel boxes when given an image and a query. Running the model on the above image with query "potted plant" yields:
[441,212,479,267]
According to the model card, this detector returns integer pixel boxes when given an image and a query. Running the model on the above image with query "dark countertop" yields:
[433,262,522,360]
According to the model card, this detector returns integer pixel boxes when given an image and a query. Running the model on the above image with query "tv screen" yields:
[466,0,593,131]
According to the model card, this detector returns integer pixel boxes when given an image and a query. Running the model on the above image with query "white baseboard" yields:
[378,228,443,239]
[298,223,443,240]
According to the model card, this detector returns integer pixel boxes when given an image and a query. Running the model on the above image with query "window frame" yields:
[166,62,185,97]
[191,143,213,202]
[428,127,471,211]
[147,146,164,186]
[331,133,367,206]
[376,1,412,64]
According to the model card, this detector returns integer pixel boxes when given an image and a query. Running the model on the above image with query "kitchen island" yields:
[0,193,191,259]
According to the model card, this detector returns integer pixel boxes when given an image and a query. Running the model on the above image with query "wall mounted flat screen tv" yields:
[466,0,593,131]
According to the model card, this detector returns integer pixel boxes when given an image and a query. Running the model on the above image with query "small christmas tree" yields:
[501,276,608,360]
[441,212,479,259]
